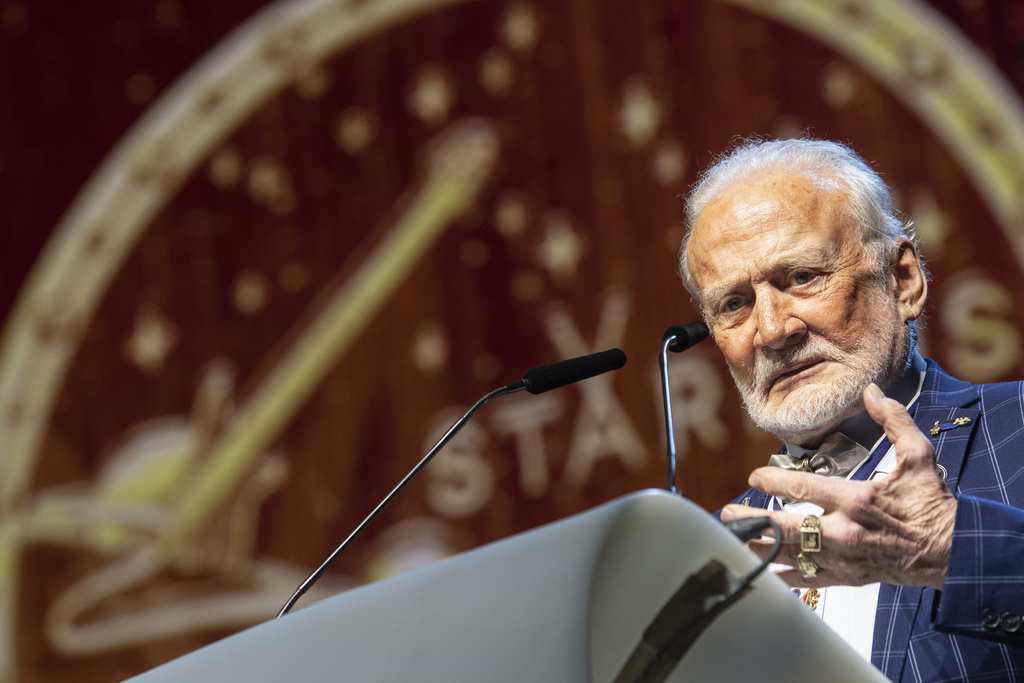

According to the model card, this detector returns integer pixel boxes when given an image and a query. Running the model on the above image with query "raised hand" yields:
[720,383,957,590]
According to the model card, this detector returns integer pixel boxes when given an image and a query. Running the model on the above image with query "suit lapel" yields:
[870,361,980,680]
[911,362,981,494]
[742,489,772,510]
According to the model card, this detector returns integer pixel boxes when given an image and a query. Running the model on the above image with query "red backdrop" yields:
[2,0,1024,680]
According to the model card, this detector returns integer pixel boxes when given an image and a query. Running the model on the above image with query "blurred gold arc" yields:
[723,0,1024,255]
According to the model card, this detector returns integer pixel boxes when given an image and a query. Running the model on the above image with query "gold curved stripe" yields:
[718,0,1024,262]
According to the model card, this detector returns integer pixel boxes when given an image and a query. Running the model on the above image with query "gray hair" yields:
[678,137,919,300]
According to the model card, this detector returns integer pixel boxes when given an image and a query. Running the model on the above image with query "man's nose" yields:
[752,292,806,350]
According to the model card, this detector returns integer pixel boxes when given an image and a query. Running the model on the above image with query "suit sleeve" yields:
[930,494,1024,646]
[924,378,1024,647]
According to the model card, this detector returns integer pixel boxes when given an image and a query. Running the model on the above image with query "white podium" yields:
[126,490,887,682]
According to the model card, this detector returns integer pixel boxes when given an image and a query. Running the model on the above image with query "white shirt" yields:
[778,444,898,661]
[770,353,926,661]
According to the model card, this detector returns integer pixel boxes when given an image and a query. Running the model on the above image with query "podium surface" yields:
[127,489,887,682]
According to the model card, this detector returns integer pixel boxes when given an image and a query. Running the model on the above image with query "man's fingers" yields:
[862,382,936,474]
[740,523,833,588]
[721,505,805,544]
[722,503,777,524]
[862,382,916,441]
[747,467,863,512]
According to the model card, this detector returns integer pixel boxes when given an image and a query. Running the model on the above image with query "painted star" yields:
[535,214,586,284]
[910,188,953,256]
[618,79,662,149]
[412,321,449,375]
[502,3,538,52]
[408,66,454,127]
[125,305,179,374]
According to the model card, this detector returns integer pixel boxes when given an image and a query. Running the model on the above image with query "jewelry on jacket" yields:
[929,416,972,436]
[793,588,821,610]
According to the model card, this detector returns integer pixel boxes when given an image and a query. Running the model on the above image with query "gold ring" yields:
[795,552,821,578]
[800,514,822,553]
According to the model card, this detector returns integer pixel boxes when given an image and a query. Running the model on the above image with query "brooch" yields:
[930,416,972,436]
[792,588,820,611]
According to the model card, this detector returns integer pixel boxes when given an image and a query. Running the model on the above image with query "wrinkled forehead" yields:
[686,168,860,291]
[703,165,847,217]
[689,166,854,243]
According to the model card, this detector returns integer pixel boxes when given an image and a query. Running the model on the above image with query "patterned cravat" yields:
[767,432,870,478]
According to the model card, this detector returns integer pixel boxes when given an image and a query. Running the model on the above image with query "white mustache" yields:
[751,337,850,394]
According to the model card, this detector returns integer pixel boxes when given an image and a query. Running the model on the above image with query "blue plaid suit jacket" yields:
[726,361,1024,682]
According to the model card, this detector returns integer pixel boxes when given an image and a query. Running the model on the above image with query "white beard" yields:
[730,314,908,446]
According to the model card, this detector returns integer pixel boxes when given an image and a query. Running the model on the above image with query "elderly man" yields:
[680,138,1024,681]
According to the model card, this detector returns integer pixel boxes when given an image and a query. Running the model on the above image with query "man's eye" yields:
[792,271,813,285]
[724,297,744,312]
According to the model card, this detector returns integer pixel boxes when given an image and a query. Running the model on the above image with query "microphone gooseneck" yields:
[659,322,710,493]
[277,348,627,618]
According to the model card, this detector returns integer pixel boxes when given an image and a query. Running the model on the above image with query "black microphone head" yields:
[521,348,626,395]
[664,321,710,353]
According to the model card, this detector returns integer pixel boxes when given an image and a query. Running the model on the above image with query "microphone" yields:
[522,348,627,394]
[659,322,710,493]
[663,321,710,353]
[276,348,627,617]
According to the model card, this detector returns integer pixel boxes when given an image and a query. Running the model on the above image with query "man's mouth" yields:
[769,358,824,390]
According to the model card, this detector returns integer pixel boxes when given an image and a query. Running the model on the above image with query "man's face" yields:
[686,168,909,446]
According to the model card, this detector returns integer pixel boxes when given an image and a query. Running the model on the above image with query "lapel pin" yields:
[930,416,972,436]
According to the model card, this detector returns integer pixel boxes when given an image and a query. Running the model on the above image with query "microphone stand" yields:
[275,346,626,617]
[658,336,680,494]
[277,380,527,618]
[658,322,709,494]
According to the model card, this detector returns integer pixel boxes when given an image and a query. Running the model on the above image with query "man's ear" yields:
[893,238,928,322]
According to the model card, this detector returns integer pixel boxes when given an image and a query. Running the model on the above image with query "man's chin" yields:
[751,393,864,446]
[765,374,836,404]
